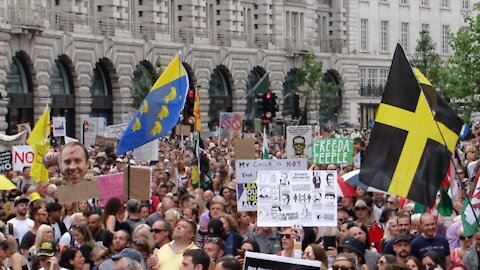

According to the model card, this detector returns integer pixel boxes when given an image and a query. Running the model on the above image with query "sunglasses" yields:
[460,235,473,240]
[354,207,367,211]
[333,266,353,270]
[303,251,314,257]
[151,228,166,233]
[281,233,293,239]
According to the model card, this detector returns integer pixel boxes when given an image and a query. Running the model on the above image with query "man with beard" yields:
[156,219,199,270]
[7,196,33,243]
[20,206,48,256]
[46,202,67,241]
[112,230,131,254]
[87,213,113,248]
[393,234,411,263]
[59,142,89,183]
[383,212,414,255]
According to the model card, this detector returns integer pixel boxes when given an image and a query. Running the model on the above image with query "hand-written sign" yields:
[235,159,308,211]
[312,138,353,165]
[97,173,124,207]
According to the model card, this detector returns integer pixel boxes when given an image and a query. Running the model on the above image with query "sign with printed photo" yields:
[219,112,233,148]
[256,170,337,227]
[286,126,313,159]
[52,117,66,137]
[312,138,353,165]
[235,159,308,211]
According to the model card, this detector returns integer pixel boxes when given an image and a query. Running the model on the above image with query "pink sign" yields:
[97,173,124,207]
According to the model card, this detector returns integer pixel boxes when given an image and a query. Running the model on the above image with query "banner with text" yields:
[256,170,337,227]
[286,126,313,159]
[244,251,321,270]
[236,159,308,211]
[12,145,34,172]
[312,138,353,165]
[0,151,12,172]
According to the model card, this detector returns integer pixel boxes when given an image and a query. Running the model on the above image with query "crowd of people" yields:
[0,126,478,270]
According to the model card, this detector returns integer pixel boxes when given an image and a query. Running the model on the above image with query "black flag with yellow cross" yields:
[359,43,463,206]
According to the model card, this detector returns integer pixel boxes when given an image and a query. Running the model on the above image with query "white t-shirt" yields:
[7,217,34,242]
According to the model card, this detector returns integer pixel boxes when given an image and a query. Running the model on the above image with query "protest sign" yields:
[11,145,33,171]
[230,112,243,146]
[234,138,255,159]
[64,136,79,144]
[80,116,107,147]
[58,181,100,204]
[52,117,66,137]
[219,112,233,148]
[133,140,159,163]
[235,159,308,211]
[0,131,27,151]
[312,138,353,164]
[256,170,337,227]
[95,136,118,149]
[244,251,321,270]
[286,126,312,159]
[0,151,12,172]
[175,125,191,137]
[124,166,151,201]
[97,173,124,207]
[105,123,127,139]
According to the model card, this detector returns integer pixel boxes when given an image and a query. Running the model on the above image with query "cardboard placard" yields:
[175,125,191,136]
[57,181,100,203]
[124,166,151,201]
[234,138,255,159]
[95,136,118,149]
[0,150,12,172]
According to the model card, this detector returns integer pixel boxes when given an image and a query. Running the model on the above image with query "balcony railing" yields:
[358,85,385,97]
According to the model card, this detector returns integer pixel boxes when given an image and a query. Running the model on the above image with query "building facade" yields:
[0,0,476,137]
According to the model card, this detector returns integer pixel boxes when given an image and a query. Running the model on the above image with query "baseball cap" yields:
[393,234,411,245]
[115,158,124,163]
[111,248,143,263]
[354,199,367,209]
[207,219,225,238]
[340,238,366,257]
[37,241,58,257]
[14,196,29,206]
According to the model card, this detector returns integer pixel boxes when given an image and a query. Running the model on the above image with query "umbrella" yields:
[0,175,18,190]
[341,169,388,193]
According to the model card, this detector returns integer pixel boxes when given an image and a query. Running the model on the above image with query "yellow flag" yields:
[193,86,202,132]
[27,105,51,183]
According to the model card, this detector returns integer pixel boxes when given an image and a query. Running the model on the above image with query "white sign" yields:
[133,140,159,163]
[64,136,79,144]
[235,159,308,211]
[0,131,27,152]
[256,170,337,227]
[286,125,313,159]
[52,117,67,137]
[105,123,128,139]
[12,145,34,171]
[80,116,107,147]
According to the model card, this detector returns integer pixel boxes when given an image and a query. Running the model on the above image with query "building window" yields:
[421,23,429,32]
[462,0,470,9]
[360,19,368,51]
[139,11,143,17]
[401,22,409,51]
[178,5,182,10]
[97,6,102,12]
[442,25,450,53]
[441,0,449,8]
[400,0,408,4]
[420,0,429,7]
[139,0,142,5]
[359,67,390,96]
[380,20,389,52]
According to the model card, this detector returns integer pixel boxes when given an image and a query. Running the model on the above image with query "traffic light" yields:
[184,89,195,124]
[257,91,279,124]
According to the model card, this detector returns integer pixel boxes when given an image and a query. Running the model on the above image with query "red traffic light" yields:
[264,92,272,100]
[187,90,195,100]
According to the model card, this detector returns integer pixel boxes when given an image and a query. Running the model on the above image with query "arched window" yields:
[91,62,113,125]
[244,67,267,129]
[208,67,232,129]
[91,63,110,96]
[51,59,75,137]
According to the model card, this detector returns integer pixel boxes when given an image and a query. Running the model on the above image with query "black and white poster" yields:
[0,151,12,172]
[244,251,321,270]
[256,170,337,227]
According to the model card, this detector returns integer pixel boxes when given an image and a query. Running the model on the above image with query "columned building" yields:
[0,0,475,137]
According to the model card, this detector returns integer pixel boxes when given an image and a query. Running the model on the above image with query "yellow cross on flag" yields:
[359,44,463,206]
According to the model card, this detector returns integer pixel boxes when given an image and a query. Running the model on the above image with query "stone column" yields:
[74,62,93,139]
[33,58,51,121]
[114,65,133,124]
[0,31,11,134]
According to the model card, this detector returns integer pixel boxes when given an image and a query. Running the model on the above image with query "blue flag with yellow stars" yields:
[116,54,188,154]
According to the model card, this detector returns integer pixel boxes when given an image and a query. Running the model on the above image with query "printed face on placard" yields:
[60,144,89,184]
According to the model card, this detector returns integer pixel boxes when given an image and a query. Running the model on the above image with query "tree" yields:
[443,3,480,120]
[132,57,161,108]
[413,30,443,90]
[293,52,340,125]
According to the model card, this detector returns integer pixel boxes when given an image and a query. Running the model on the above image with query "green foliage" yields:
[413,30,444,90]
[132,58,161,108]
[443,3,480,120]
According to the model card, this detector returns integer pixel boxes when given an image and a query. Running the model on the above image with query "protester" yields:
[156,219,198,269]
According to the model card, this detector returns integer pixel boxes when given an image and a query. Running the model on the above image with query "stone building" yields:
[0,0,475,137]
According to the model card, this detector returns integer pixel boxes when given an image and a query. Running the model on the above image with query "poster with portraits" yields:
[286,126,312,160]
[256,170,337,227]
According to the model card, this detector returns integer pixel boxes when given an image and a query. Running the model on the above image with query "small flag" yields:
[193,86,202,132]
[27,105,51,182]
[359,44,463,206]
[116,54,189,154]
[263,126,269,159]
[437,162,457,216]
[461,179,480,236]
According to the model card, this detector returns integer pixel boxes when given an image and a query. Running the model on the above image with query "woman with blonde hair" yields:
[90,246,109,270]
[71,224,95,269]
[28,224,54,269]
[133,224,155,251]
[381,217,399,250]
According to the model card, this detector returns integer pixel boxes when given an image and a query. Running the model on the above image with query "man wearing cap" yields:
[7,196,33,243]
[59,142,90,184]
[111,157,125,173]
[111,248,144,268]
[340,238,367,270]
[37,240,68,270]
[383,212,414,255]
[393,234,411,263]
[156,219,199,270]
